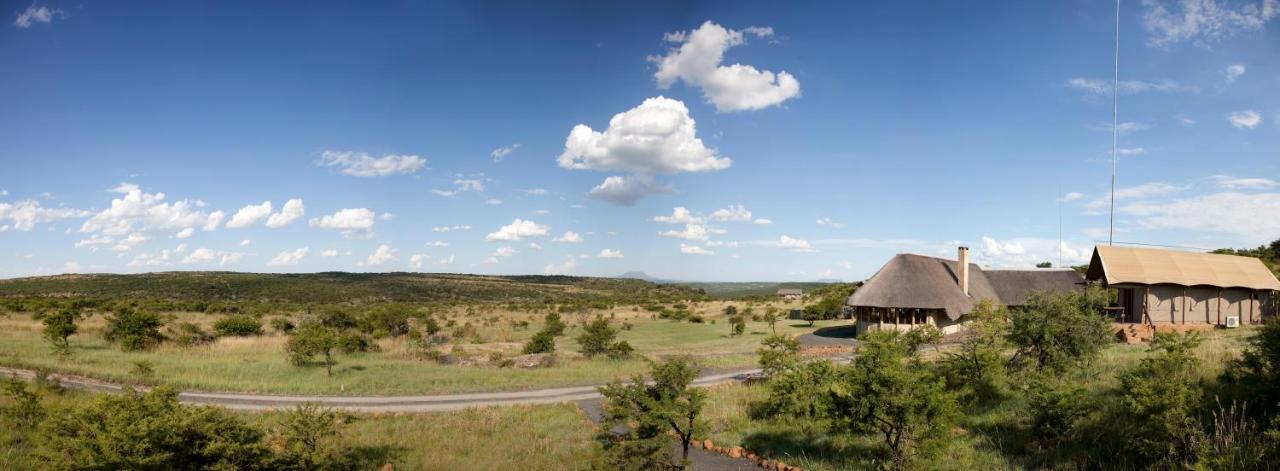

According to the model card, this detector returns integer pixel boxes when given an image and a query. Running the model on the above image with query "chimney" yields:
[958,246,970,296]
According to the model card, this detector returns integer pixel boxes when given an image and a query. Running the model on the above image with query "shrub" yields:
[606,340,634,360]
[1027,373,1089,444]
[286,324,339,376]
[41,308,77,354]
[213,315,263,337]
[337,331,378,354]
[269,316,295,334]
[523,330,557,354]
[1009,285,1111,373]
[103,308,164,351]
[765,359,839,419]
[34,387,273,469]
[758,334,800,377]
[130,360,156,379]
[1,378,43,430]
[272,403,347,468]
[577,316,618,358]
[543,312,566,336]
[359,304,412,337]
[169,322,215,347]
[941,299,1008,403]
[1119,332,1205,463]
[598,356,705,469]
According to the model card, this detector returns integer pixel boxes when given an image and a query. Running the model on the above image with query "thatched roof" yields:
[1087,245,1280,291]
[847,253,1084,320]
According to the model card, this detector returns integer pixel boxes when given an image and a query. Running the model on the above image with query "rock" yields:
[702,439,714,450]
[729,447,743,459]
[761,459,774,469]
[380,464,394,471]
[512,354,547,369]
[747,453,759,462]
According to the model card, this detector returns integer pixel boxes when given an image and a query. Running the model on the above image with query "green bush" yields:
[337,331,378,354]
[169,322,215,347]
[577,316,617,358]
[213,315,263,337]
[41,308,77,354]
[523,330,557,354]
[543,312,566,336]
[103,308,164,351]
[1119,332,1205,464]
[268,316,295,334]
[1009,285,1111,373]
[606,340,634,360]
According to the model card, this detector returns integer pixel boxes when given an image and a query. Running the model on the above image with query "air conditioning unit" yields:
[1225,316,1240,328]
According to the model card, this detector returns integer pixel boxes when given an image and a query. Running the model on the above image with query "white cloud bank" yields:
[652,21,800,112]
[309,208,376,238]
[486,219,548,241]
[318,150,426,177]
[14,5,65,28]
[1141,0,1278,47]
[267,247,309,266]
[0,200,87,232]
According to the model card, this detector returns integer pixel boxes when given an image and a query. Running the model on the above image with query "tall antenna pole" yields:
[1110,0,1119,246]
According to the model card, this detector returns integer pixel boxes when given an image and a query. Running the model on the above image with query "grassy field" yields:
[0,302,838,395]
[694,327,1257,470]
[0,387,601,471]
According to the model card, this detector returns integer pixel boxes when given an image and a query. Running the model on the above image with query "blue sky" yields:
[1,0,1277,281]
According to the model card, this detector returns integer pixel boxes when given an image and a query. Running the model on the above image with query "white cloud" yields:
[240,239,251,246]
[321,249,338,257]
[559,97,728,205]
[265,199,305,228]
[409,254,429,270]
[309,208,376,238]
[128,249,173,267]
[268,247,309,266]
[110,233,150,252]
[527,242,542,250]
[0,199,87,231]
[175,228,194,239]
[455,179,485,192]
[553,231,584,243]
[493,246,518,257]
[431,189,457,198]
[431,225,471,232]
[534,209,550,215]
[1225,63,1247,81]
[660,223,718,242]
[974,236,1090,267]
[816,217,846,229]
[74,234,113,250]
[14,5,65,28]
[543,256,579,275]
[226,201,273,228]
[598,249,624,258]
[1118,147,1147,156]
[652,21,800,112]
[425,241,449,247]
[491,144,520,162]
[753,218,773,225]
[1142,0,1278,47]
[1066,77,1195,95]
[182,248,242,266]
[523,188,548,196]
[679,243,714,255]
[1059,192,1084,202]
[1122,191,1280,243]
[485,219,548,241]
[79,184,222,237]
[1228,109,1262,129]
[777,235,816,252]
[484,198,503,206]
[1211,175,1278,189]
[380,212,394,221]
[709,203,753,222]
[1084,182,1184,211]
[364,244,396,266]
[175,243,187,253]
[652,207,703,224]
[318,150,426,177]
[438,255,455,265]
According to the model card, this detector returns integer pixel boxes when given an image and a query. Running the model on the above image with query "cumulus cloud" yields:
[484,198,502,206]
[1225,63,1247,81]
[80,184,221,237]
[182,248,243,266]
[1058,192,1084,202]
[652,207,703,224]
[432,178,488,198]
[438,255,455,265]
[679,243,714,255]
[1228,109,1262,129]
[491,144,520,162]
[777,235,815,252]
[484,246,519,264]
[0,199,88,232]
[409,254,429,270]
[1142,0,1278,47]
[753,218,773,225]
[240,240,251,246]
[543,256,579,275]
[308,208,376,238]
[111,233,150,252]
[486,219,548,241]
[816,217,846,229]
[129,249,174,267]
[709,204,753,222]
[226,201,273,228]
[267,247,309,266]
[14,5,65,28]
[652,21,800,112]
[559,97,728,205]
[175,228,194,239]
[598,249,624,258]
[425,241,449,247]
[321,249,338,257]
[364,244,396,266]
[1084,182,1184,212]
[265,199,305,228]
[660,223,721,242]
[431,225,471,232]
[553,231,584,243]
[318,150,426,177]
[1121,191,1280,242]
[975,236,1090,267]
[74,234,113,250]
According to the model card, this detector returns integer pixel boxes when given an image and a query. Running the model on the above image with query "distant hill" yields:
[671,281,834,299]
[617,271,672,284]
[0,271,706,306]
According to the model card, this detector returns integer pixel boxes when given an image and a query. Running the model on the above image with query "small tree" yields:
[577,316,617,358]
[723,305,738,318]
[598,356,705,470]
[1027,373,1089,444]
[287,324,339,376]
[42,308,77,355]
[728,315,746,336]
[1,378,44,430]
[764,307,779,333]
[213,315,263,337]
[802,309,820,327]
[941,299,1008,402]
[758,334,800,377]
[543,312,567,336]
[274,402,345,468]
[523,329,557,354]
[1008,285,1111,373]
[828,330,957,469]
[103,307,164,352]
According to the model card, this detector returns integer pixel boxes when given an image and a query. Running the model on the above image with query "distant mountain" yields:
[617,271,673,283]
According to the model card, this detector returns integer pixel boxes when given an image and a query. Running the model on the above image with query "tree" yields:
[286,324,339,376]
[34,387,273,469]
[758,334,800,377]
[598,356,705,470]
[1036,261,1052,268]
[766,359,839,419]
[1119,332,1205,464]
[1008,285,1111,373]
[543,312,566,336]
[729,316,746,336]
[802,309,820,327]
[523,329,556,354]
[764,307,779,333]
[103,307,164,352]
[723,305,738,317]
[941,299,1008,402]
[42,308,77,355]
[828,330,957,470]
[1220,317,1280,421]
[577,316,618,358]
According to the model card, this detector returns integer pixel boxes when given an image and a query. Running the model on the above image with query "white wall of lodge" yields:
[852,307,964,336]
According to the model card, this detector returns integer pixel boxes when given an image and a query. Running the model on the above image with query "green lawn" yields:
[0,313,842,395]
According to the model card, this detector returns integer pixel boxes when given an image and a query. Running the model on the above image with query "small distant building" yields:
[777,288,803,301]
[1086,245,1280,326]
[847,246,1084,335]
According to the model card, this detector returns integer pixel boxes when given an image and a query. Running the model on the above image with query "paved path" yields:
[0,365,762,412]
